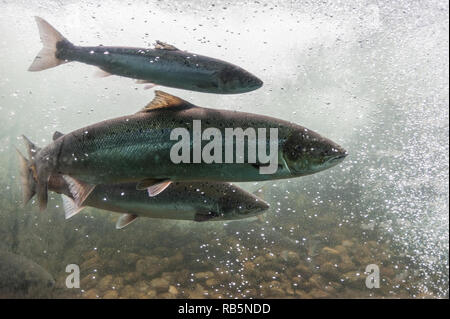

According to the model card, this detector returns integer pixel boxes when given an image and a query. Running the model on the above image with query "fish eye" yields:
[295,145,306,153]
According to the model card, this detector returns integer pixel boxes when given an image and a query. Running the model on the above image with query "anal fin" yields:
[116,214,138,229]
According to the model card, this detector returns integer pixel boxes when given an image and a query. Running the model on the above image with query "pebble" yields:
[83,289,99,299]
[194,271,214,280]
[97,275,113,291]
[150,277,169,292]
[103,290,119,299]
[168,285,178,295]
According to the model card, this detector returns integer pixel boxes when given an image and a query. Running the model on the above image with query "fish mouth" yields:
[329,151,348,163]
[334,152,348,160]
[251,198,270,215]
[252,77,264,89]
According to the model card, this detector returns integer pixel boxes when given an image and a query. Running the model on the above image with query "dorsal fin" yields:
[140,90,192,112]
[52,131,64,141]
[154,40,179,51]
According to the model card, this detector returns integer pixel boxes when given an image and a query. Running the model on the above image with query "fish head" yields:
[216,187,270,220]
[20,260,55,293]
[282,128,348,175]
[216,66,263,94]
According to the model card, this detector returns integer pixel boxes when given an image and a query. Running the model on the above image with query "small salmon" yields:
[28,17,263,94]
[49,176,270,228]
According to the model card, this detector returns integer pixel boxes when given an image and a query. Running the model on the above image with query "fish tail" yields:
[18,135,50,210]
[16,148,36,206]
[28,16,72,71]
[21,134,41,160]
[36,167,50,211]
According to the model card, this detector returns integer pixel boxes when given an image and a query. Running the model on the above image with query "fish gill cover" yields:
[0,0,448,299]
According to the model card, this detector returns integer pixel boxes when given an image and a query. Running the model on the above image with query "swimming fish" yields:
[50,177,270,228]
[18,133,269,226]
[19,90,347,210]
[0,249,55,297]
[28,17,263,94]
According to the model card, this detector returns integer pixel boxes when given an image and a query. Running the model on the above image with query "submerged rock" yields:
[321,247,341,258]
[97,275,113,292]
[280,250,300,265]
[309,288,330,298]
[103,290,118,299]
[83,289,99,299]
[146,289,157,298]
[120,285,139,298]
[150,278,169,292]
[136,256,168,277]
[168,285,178,295]
[80,274,98,291]
[319,262,340,281]
[205,278,219,286]
[194,271,214,280]
[341,271,365,289]
[295,264,313,279]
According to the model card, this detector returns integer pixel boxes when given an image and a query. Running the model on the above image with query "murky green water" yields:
[0,0,448,299]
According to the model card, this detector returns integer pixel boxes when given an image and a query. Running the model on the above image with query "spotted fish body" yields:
[23,91,347,210]
[48,175,269,224]
[38,92,343,183]
[28,17,262,94]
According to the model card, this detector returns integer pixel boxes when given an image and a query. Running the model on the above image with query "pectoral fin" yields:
[61,194,85,219]
[147,180,172,197]
[136,178,173,196]
[116,214,138,229]
[62,175,95,207]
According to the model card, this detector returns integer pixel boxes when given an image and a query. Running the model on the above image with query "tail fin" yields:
[20,135,50,210]
[16,149,36,205]
[28,16,70,72]
[22,134,41,160]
